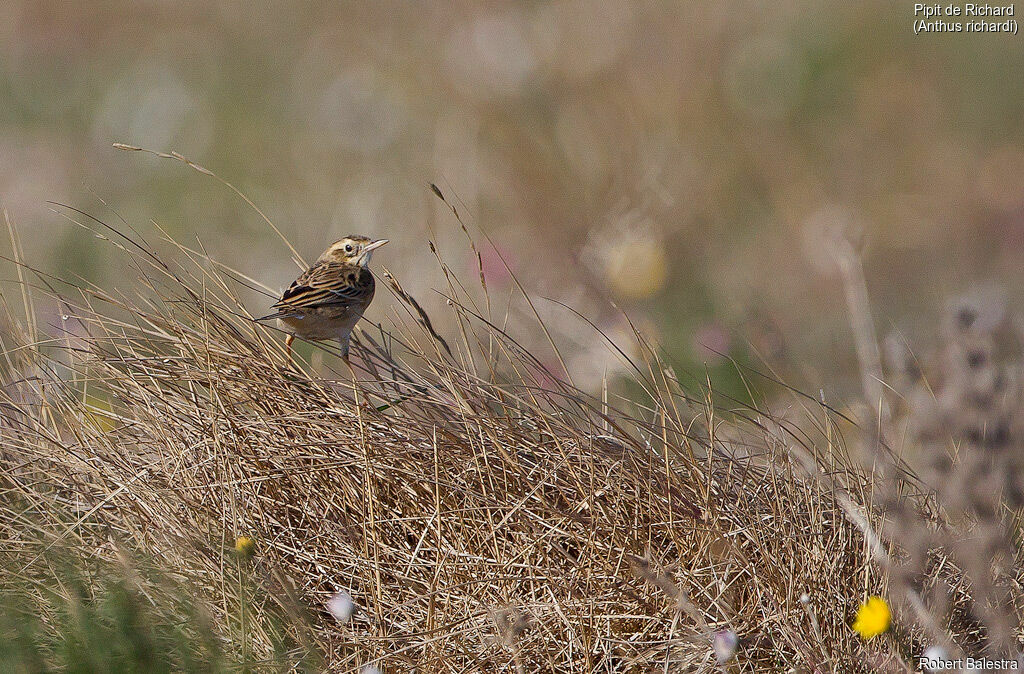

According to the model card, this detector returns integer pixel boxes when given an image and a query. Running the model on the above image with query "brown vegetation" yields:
[2,181,1023,671]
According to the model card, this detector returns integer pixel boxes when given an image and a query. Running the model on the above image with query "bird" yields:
[266,235,388,363]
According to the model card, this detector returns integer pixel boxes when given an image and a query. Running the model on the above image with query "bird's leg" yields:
[341,341,368,410]
[285,334,294,361]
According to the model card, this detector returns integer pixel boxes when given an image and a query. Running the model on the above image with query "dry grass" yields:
[3,169,1008,671]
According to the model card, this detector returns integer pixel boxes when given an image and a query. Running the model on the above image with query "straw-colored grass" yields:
[1,169,965,671]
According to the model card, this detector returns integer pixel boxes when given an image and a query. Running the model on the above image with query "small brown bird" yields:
[268,235,388,362]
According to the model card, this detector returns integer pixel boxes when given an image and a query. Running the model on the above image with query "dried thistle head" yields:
[881,284,1024,656]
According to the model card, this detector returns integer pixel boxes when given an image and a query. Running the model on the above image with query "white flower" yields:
[921,645,949,672]
[712,630,738,664]
[327,590,355,623]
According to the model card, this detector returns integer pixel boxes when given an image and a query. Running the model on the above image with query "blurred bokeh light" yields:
[2,1,1022,397]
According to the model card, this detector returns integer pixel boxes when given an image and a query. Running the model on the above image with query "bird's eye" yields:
[344,244,353,253]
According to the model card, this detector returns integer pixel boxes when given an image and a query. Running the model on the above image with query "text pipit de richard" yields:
[914,3,1019,33]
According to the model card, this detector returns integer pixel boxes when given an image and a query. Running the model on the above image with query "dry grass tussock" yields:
[0,166,947,671]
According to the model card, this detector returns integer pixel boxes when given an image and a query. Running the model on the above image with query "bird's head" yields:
[319,235,389,266]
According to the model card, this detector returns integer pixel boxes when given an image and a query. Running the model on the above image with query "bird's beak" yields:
[364,239,389,253]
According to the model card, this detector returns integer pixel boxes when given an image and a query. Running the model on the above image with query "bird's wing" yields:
[270,262,368,315]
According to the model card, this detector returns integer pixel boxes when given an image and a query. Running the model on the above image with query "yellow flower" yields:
[234,535,256,558]
[852,596,891,640]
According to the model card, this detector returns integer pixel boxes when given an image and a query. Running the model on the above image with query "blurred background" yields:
[2,1,1023,398]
